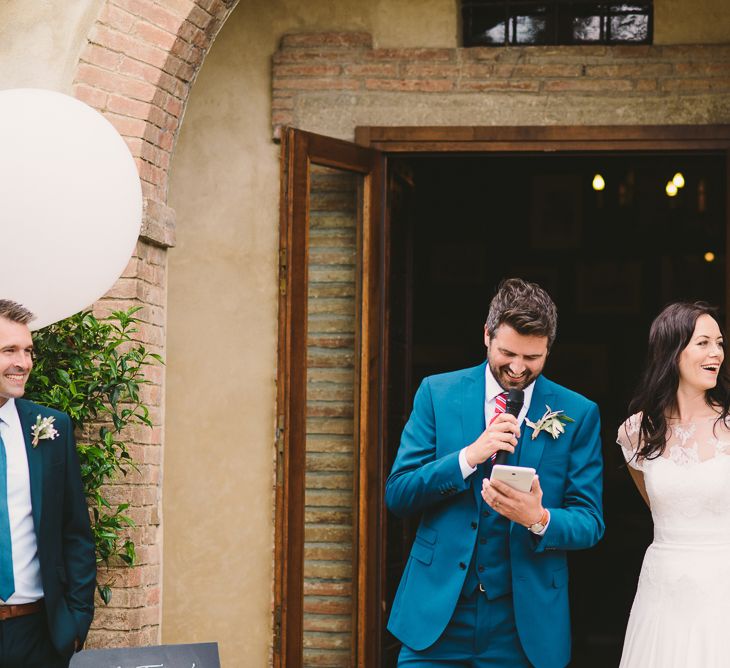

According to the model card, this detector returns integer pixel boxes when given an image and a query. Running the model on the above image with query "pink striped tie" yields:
[490,392,508,462]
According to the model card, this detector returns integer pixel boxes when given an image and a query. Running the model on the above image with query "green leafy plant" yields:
[25,307,162,604]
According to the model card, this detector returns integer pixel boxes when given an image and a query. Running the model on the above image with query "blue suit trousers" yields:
[397,590,532,667]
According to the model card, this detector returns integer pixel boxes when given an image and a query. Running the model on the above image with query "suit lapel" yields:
[517,375,555,471]
[16,400,43,536]
[460,363,487,506]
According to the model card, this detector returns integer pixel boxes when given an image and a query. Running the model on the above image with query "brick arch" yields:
[71,0,238,649]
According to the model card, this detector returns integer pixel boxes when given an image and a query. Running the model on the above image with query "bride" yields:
[618,301,730,668]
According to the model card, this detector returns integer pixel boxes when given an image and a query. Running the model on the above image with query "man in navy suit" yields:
[0,300,95,667]
[386,279,604,667]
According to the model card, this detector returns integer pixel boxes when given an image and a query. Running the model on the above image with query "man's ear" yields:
[484,325,491,349]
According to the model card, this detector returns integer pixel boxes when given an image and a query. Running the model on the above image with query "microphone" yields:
[494,388,524,466]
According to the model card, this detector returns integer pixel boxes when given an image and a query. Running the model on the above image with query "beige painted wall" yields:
[656,0,730,44]
[164,1,729,666]
[0,0,103,92]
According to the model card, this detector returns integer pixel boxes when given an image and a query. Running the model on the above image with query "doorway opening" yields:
[383,151,727,667]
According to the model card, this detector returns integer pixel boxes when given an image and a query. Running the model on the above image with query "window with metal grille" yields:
[462,2,653,46]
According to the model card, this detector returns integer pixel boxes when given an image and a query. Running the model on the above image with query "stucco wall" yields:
[0,0,103,92]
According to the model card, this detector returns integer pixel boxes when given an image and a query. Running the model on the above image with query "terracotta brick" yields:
[503,63,583,78]
[343,63,398,77]
[79,43,124,70]
[187,4,215,30]
[107,93,156,119]
[673,62,730,77]
[111,0,183,34]
[90,24,169,70]
[365,78,454,92]
[274,78,359,91]
[275,64,342,77]
[402,63,459,78]
[662,78,730,92]
[132,19,179,51]
[73,83,109,110]
[634,79,658,92]
[585,63,673,78]
[77,63,158,101]
[99,2,137,32]
[543,78,633,92]
[366,47,454,62]
[459,79,540,92]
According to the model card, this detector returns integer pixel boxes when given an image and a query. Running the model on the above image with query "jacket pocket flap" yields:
[416,525,437,545]
[410,541,434,565]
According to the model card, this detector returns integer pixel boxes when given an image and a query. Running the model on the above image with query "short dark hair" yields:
[485,278,558,347]
[0,300,35,325]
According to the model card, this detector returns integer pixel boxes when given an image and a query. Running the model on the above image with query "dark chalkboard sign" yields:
[70,642,220,667]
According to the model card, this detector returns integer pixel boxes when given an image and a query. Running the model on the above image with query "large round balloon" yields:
[0,88,142,329]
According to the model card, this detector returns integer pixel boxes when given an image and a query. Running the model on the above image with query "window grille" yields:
[462,1,653,46]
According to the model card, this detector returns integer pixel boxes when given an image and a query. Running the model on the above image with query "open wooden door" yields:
[275,128,385,668]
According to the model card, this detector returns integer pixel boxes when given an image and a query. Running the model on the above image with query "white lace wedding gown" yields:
[618,414,730,668]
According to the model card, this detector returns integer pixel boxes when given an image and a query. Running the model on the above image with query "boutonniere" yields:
[31,415,59,447]
[526,405,574,440]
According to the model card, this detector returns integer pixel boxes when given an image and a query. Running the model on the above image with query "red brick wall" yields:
[272,33,730,136]
[71,0,237,649]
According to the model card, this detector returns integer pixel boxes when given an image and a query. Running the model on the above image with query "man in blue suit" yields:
[386,279,604,667]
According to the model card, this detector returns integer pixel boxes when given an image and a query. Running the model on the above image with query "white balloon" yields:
[0,88,142,329]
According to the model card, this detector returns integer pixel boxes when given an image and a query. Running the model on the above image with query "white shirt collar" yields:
[485,363,537,408]
[0,398,16,425]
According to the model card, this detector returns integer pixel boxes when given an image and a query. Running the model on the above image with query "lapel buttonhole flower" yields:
[31,415,59,447]
[526,405,574,440]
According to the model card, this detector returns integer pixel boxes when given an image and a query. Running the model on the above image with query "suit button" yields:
[470,522,477,530]
[478,565,485,573]
[482,510,489,517]
[459,562,466,570]
[479,538,487,545]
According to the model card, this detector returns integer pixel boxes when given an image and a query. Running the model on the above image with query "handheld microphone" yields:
[494,388,524,466]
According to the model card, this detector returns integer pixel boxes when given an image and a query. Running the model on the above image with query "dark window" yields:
[462,2,653,46]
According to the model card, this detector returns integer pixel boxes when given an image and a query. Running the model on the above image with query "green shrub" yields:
[25,307,162,604]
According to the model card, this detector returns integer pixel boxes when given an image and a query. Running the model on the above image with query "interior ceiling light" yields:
[704,251,716,263]
[592,174,605,191]
[673,172,686,188]
[666,181,678,197]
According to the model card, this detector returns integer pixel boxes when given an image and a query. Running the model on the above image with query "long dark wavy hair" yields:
[628,301,730,461]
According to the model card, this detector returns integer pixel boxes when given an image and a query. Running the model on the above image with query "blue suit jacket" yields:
[385,363,604,668]
[15,398,96,657]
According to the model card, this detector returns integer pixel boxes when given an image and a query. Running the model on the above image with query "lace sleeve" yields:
[617,413,644,471]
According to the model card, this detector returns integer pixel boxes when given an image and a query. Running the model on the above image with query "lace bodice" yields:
[618,413,730,544]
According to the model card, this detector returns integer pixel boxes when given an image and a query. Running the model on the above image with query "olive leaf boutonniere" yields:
[526,405,574,440]
[30,415,59,447]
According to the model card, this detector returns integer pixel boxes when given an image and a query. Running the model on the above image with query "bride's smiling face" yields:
[677,314,724,393]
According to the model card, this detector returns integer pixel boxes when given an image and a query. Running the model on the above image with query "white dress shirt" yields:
[457,365,549,534]
[458,364,536,478]
[0,399,43,604]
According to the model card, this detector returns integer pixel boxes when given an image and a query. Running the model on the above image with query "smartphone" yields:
[490,465,536,493]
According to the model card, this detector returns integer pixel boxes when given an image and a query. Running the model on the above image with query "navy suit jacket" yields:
[385,363,604,668]
[15,398,96,657]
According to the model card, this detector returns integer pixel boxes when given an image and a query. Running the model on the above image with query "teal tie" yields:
[0,424,16,601]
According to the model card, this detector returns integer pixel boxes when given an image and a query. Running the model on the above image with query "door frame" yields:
[276,124,730,667]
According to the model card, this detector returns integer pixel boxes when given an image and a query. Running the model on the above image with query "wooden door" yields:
[276,128,385,668]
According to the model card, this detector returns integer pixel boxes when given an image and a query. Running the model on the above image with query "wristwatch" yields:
[528,508,550,534]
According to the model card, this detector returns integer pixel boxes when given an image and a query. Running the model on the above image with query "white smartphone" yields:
[490,465,536,493]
